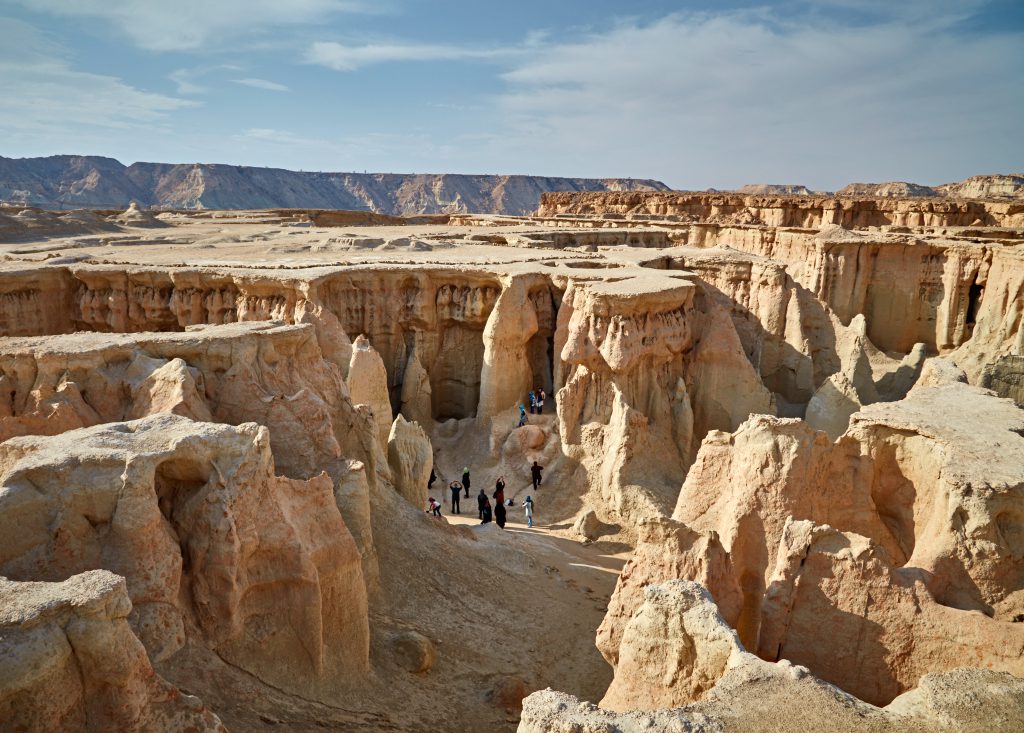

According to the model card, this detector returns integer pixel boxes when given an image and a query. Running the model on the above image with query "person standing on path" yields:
[493,476,506,507]
[462,467,471,498]
[524,495,534,528]
[530,461,543,490]
[477,489,488,519]
[518,404,527,428]
[449,481,462,514]
[494,500,506,529]
[428,464,437,492]
[528,390,536,414]
[481,496,493,524]
[537,388,546,415]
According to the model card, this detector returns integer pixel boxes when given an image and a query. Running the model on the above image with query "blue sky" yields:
[0,0,1021,189]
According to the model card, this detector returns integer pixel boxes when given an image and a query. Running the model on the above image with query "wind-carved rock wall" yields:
[554,275,699,518]
[318,271,502,421]
[0,415,370,703]
[538,191,1024,228]
[596,376,1024,706]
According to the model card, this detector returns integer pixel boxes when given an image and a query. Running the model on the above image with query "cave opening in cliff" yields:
[430,324,484,421]
[966,276,984,329]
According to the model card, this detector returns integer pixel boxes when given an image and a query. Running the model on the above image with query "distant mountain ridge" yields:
[0,155,669,216]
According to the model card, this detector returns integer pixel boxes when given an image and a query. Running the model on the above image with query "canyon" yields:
[0,186,1023,731]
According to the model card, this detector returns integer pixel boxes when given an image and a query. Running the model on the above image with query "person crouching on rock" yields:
[427,497,442,517]
[518,404,527,427]
[477,489,488,519]
[481,495,492,524]
[495,499,506,529]
[449,481,462,514]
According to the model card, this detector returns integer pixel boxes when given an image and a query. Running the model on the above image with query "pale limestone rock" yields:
[601,581,743,711]
[478,274,539,421]
[348,334,393,449]
[759,519,1024,705]
[124,354,213,422]
[399,350,433,425]
[387,414,433,508]
[805,371,861,440]
[0,570,224,733]
[0,414,369,702]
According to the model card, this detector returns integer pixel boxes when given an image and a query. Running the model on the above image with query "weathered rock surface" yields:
[0,570,225,733]
[521,577,1024,732]
[0,154,668,214]
[598,381,1024,705]
[387,414,433,508]
[0,414,369,701]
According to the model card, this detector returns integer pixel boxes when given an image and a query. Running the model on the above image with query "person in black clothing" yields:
[449,481,462,514]
[428,465,437,492]
[477,489,487,519]
[462,467,471,498]
[530,461,543,490]
[494,500,506,528]
[481,496,492,524]
[493,476,506,507]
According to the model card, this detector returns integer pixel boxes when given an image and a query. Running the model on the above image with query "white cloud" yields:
[0,18,194,136]
[12,0,375,52]
[233,78,289,92]
[305,40,511,71]
[488,10,1024,188]
[239,128,323,146]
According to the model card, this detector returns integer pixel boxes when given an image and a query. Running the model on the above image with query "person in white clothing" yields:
[524,495,534,528]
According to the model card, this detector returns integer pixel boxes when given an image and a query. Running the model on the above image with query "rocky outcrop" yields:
[0,155,668,214]
[0,570,225,732]
[597,380,1024,703]
[0,415,370,701]
[387,414,433,508]
[521,583,1024,732]
[600,581,743,711]
[936,174,1024,200]
[836,182,939,198]
[759,520,1024,705]
[538,190,1024,227]
[349,334,393,448]
[0,322,364,481]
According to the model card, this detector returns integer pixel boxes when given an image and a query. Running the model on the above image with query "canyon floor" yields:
[1,193,1024,731]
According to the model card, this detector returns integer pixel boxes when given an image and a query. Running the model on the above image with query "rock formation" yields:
[0,415,369,701]
[0,186,1022,731]
[0,570,225,732]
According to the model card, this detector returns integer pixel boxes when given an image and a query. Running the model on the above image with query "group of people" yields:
[426,462,542,529]
[518,387,548,427]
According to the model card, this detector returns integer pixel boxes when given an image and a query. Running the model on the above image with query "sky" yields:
[0,0,1022,190]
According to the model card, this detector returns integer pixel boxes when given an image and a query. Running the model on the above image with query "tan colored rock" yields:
[601,581,743,711]
[0,414,369,701]
[399,349,434,425]
[804,371,861,440]
[0,570,224,732]
[389,630,436,673]
[758,519,1024,705]
[348,334,393,448]
[0,322,359,481]
[387,414,433,508]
